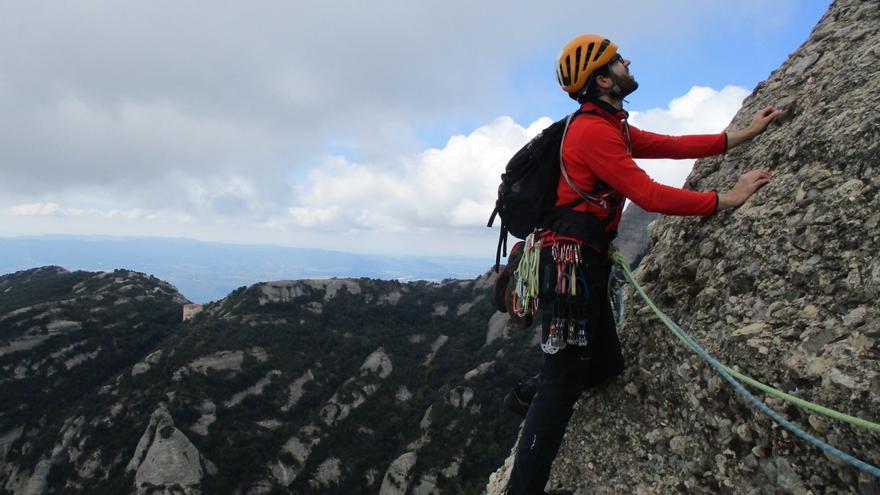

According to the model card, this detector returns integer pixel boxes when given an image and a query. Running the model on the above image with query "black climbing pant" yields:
[507,247,623,494]
[506,326,591,494]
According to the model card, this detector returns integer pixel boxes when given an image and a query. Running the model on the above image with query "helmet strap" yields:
[575,73,599,102]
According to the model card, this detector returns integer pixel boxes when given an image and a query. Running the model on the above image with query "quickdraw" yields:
[541,233,593,355]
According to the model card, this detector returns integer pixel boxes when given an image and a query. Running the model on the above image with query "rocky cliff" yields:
[0,267,189,494]
[488,0,879,493]
[0,265,542,494]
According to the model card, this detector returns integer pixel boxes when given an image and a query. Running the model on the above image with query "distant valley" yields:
[0,236,491,303]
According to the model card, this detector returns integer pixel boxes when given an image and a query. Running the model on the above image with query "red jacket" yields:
[558,100,726,232]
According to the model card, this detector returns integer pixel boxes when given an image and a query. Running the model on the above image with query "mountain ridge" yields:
[0,264,540,493]
[0,236,492,304]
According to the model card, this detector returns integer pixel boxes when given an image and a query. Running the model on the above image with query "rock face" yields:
[379,452,418,495]
[258,279,362,305]
[127,405,207,494]
[489,1,880,493]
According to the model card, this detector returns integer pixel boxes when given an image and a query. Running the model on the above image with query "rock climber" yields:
[505,34,779,494]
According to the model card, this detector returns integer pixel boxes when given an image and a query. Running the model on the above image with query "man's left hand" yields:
[727,106,780,150]
[746,106,780,138]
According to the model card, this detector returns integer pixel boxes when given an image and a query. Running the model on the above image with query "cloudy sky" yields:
[0,1,829,257]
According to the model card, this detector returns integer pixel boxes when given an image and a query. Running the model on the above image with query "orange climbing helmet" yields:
[556,34,618,96]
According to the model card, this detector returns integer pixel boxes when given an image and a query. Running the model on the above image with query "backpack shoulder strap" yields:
[558,109,620,212]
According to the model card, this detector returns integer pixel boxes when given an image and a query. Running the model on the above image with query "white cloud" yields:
[10,202,63,216]
[0,0,818,261]
[9,202,157,221]
[630,85,750,135]
[275,116,551,233]
[274,85,747,236]
[283,207,339,228]
[2,84,751,256]
[0,1,801,208]
[629,85,750,188]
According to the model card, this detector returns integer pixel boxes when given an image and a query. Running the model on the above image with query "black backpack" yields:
[487,110,587,270]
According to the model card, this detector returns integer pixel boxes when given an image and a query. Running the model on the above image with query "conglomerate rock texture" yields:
[489,0,879,493]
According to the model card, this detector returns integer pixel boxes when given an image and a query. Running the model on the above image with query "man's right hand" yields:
[717,170,772,210]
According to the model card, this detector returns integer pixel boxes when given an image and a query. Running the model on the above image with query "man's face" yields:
[610,54,639,97]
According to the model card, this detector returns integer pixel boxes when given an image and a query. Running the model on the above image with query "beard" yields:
[612,73,639,99]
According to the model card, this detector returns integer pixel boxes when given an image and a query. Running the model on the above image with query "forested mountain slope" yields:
[1,265,543,494]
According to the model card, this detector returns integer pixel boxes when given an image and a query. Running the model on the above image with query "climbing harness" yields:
[610,250,880,478]
[510,231,596,355]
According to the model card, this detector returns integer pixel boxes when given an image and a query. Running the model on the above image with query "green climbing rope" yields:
[610,250,880,433]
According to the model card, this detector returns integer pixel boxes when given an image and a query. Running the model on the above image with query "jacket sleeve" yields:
[629,125,727,159]
[569,123,718,216]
